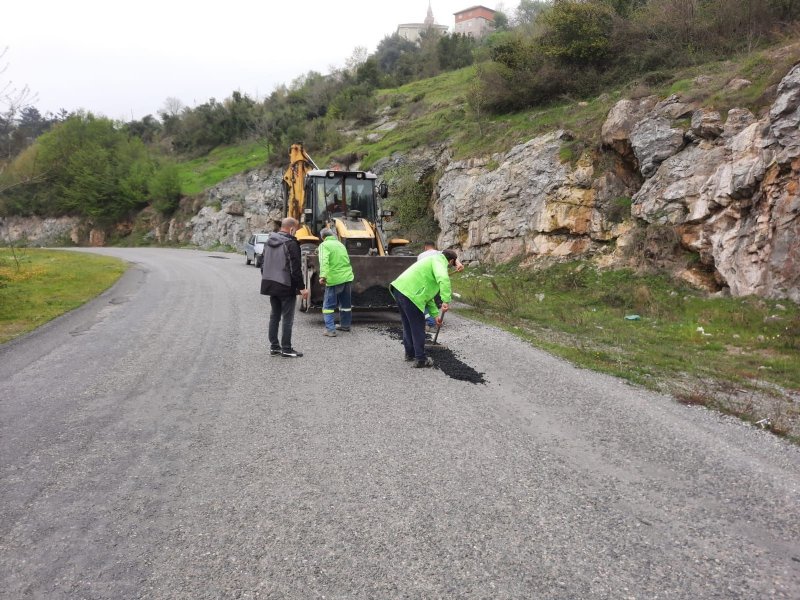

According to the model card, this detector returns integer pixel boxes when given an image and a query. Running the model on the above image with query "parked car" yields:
[244,233,270,268]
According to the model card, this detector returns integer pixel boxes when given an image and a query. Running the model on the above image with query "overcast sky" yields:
[2,1,502,121]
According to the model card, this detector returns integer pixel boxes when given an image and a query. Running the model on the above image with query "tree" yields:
[149,162,182,215]
[159,97,185,136]
[126,114,161,143]
[494,10,511,31]
[539,0,615,66]
[1,47,38,163]
[169,92,259,154]
[598,0,647,18]
[466,66,490,135]
[345,46,368,76]
[356,57,382,88]
[27,113,154,221]
[373,34,421,86]
[161,97,184,117]
[327,82,376,124]
[514,0,550,26]
[224,90,256,141]
[437,34,476,71]
[416,28,445,79]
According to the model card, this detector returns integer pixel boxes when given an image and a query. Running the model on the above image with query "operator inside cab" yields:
[327,193,345,215]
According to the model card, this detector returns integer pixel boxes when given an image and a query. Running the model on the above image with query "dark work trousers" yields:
[393,287,427,361]
[268,295,297,352]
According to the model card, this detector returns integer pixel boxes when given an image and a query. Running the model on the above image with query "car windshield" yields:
[255,234,269,243]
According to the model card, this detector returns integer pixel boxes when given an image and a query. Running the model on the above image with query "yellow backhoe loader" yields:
[281,143,415,311]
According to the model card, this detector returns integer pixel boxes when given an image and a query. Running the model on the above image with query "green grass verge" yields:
[176,142,270,196]
[453,261,800,438]
[0,249,127,344]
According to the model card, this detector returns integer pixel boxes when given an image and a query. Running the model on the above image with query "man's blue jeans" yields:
[322,282,352,331]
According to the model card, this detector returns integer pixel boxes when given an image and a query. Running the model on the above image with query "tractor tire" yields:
[389,246,414,256]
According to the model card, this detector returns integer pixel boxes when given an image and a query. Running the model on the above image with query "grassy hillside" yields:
[175,142,270,196]
[175,40,799,194]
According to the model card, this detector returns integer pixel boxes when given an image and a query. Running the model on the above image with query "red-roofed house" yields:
[453,5,496,39]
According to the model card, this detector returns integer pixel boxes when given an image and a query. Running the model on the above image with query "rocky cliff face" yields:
[434,132,635,266]
[0,216,82,246]
[188,169,284,248]
[431,64,800,302]
[625,65,800,302]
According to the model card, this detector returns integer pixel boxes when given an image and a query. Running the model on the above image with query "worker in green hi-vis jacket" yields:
[318,228,354,337]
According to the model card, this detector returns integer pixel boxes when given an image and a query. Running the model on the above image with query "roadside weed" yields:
[455,261,800,440]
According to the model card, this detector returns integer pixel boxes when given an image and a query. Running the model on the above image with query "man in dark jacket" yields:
[260,217,309,357]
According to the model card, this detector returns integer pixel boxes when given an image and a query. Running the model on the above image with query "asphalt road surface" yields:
[1,247,799,599]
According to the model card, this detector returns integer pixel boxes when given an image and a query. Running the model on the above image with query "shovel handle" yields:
[433,311,444,344]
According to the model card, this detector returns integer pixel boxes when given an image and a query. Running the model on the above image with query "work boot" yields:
[281,349,304,358]
[412,357,434,368]
[404,355,415,362]
[323,330,337,337]
[335,325,350,332]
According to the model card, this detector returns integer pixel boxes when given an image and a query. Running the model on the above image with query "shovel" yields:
[427,311,445,346]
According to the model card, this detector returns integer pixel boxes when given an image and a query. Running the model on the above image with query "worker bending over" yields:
[417,241,464,331]
[391,249,459,368]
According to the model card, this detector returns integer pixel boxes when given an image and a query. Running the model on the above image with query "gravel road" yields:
[1,247,799,599]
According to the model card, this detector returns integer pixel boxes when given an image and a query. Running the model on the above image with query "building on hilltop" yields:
[454,5,496,39]
[396,2,449,43]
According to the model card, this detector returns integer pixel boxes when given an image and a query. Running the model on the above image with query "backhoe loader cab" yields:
[279,143,414,311]
[301,170,383,253]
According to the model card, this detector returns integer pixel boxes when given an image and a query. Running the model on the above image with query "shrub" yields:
[607,196,632,223]
[149,163,182,215]
[385,165,438,242]
[539,0,615,66]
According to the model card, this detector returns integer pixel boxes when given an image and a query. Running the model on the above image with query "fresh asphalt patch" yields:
[372,325,487,384]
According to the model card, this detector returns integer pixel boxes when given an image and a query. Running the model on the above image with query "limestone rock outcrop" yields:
[189,169,284,250]
[435,131,634,265]
[630,116,686,178]
[0,216,81,246]
[620,63,800,301]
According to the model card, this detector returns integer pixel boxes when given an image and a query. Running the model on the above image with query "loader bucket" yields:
[301,255,416,311]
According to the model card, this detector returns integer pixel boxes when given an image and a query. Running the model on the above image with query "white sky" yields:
[2,1,501,121]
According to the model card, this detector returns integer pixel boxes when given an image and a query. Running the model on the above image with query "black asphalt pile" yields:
[374,326,487,385]
[353,286,395,308]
